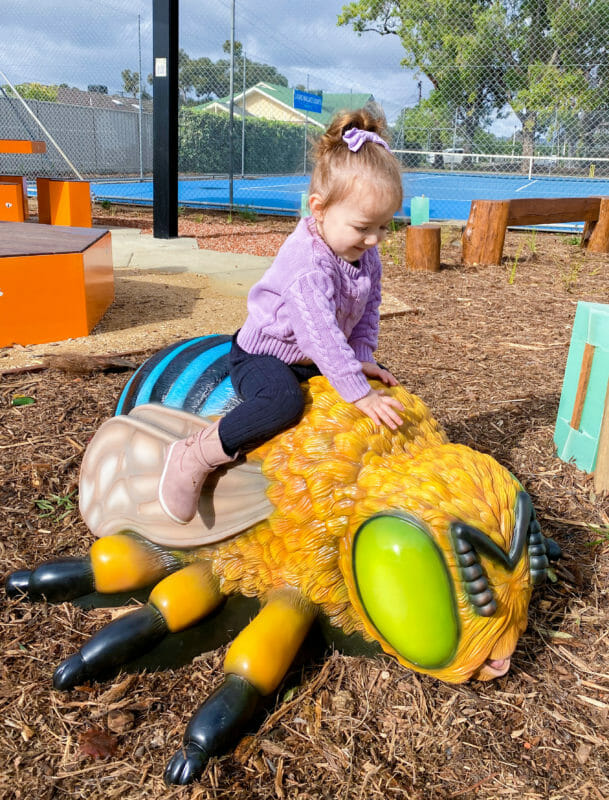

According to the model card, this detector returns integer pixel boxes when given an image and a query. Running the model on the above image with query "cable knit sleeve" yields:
[284,271,371,403]
[347,249,381,363]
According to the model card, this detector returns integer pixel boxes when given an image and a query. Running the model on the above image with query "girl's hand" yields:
[354,390,404,430]
[361,361,399,386]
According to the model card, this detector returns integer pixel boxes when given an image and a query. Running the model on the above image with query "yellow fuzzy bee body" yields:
[195,377,531,684]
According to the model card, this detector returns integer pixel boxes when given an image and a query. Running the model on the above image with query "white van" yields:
[426,148,465,166]
[443,148,465,165]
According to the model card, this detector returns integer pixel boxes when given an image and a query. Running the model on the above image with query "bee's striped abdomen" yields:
[116,335,240,417]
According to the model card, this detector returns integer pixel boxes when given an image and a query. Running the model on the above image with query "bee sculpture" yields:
[6,335,559,785]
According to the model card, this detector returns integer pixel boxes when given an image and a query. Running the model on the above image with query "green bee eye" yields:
[352,514,459,668]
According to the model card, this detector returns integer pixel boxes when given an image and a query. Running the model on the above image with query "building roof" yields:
[56,86,152,113]
[192,83,374,128]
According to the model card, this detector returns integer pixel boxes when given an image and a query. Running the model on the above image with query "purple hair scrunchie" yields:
[342,127,391,153]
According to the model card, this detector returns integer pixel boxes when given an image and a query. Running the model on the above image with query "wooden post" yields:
[594,379,609,494]
[570,343,595,430]
[462,200,510,266]
[586,197,609,253]
[405,223,441,271]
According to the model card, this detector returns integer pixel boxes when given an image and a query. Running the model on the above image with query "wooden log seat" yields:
[0,222,114,347]
[462,196,609,266]
[405,223,441,271]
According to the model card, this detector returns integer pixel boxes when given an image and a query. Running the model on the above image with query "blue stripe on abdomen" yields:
[200,375,239,416]
[163,341,231,408]
[115,335,239,418]
[132,338,210,408]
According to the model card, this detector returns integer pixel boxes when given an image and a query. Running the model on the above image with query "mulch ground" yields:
[2,209,609,799]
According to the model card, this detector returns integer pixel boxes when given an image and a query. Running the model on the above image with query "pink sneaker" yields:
[158,420,235,524]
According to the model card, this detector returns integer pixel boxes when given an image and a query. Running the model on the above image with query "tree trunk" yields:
[521,112,537,174]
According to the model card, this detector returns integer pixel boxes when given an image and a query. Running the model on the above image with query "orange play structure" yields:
[0,139,92,227]
[0,138,47,154]
[1,140,114,346]
[0,223,114,347]
[0,181,26,222]
[36,177,93,227]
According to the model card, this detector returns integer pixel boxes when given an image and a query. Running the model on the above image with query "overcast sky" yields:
[1,0,420,123]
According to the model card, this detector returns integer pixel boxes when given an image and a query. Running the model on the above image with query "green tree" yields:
[132,45,288,105]
[478,0,602,159]
[495,0,608,159]
[338,0,609,163]
[396,95,454,152]
[223,41,289,93]
[174,43,289,104]
[338,0,507,153]
[121,69,140,96]
[7,82,58,101]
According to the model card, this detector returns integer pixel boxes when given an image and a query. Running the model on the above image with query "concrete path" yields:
[106,226,411,315]
[108,227,273,297]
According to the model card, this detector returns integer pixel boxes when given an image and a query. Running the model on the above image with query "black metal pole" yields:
[228,0,235,214]
[153,0,178,239]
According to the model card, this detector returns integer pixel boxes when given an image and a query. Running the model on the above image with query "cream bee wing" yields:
[79,404,273,548]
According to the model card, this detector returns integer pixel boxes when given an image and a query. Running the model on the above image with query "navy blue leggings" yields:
[218,335,321,456]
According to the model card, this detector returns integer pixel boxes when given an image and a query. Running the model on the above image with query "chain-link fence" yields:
[1,0,609,219]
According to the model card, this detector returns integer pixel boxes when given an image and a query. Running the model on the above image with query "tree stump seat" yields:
[405,223,441,272]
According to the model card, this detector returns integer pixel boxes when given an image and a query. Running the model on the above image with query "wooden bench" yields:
[462,197,609,266]
[0,222,114,347]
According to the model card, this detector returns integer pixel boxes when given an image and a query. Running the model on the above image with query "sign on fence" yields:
[293,90,322,114]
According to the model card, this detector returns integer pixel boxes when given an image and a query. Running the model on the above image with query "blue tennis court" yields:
[88,171,609,226]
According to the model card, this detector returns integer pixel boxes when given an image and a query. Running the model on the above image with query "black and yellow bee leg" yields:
[165,588,317,786]
[5,532,180,603]
[53,559,224,690]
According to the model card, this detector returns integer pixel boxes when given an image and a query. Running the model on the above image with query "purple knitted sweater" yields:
[237,216,381,402]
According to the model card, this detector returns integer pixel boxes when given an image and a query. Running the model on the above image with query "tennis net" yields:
[392,149,609,180]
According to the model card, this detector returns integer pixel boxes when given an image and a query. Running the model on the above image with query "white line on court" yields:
[244,182,310,192]
[515,180,538,192]
[407,175,443,182]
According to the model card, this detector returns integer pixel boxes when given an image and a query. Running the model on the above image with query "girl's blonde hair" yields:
[309,107,403,212]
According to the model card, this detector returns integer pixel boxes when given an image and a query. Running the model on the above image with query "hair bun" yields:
[316,106,388,159]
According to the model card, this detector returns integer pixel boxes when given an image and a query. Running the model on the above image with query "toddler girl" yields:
[159,107,405,524]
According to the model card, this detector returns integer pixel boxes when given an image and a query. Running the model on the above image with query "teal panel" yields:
[588,304,609,349]
[554,301,609,473]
